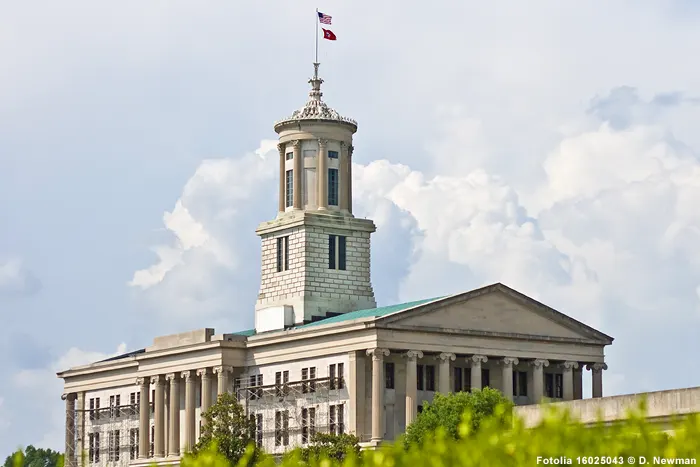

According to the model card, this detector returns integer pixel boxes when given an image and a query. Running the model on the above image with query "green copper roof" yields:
[230,296,446,337]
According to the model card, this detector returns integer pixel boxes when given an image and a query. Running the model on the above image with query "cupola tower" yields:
[254,63,376,331]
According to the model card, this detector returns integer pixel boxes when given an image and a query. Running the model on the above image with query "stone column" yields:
[348,351,366,438]
[531,359,549,403]
[182,371,196,452]
[292,140,302,210]
[367,348,390,442]
[63,393,77,467]
[166,373,180,456]
[501,358,519,401]
[278,143,285,213]
[151,375,165,457]
[76,392,86,467]
[562,362,578,401]
[339,142,349,211]
[437,353,456,394]
[213,365,233,400]
[587,363,607,398]
[347,145,354,214]
[404,350,423,427]
[137,377,150,459]
[469,355,488,390]
[197,368,213,420]
[317,139,328,210]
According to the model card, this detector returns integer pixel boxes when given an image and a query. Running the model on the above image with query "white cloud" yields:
[12,343,127,451]
[0,258,41,297]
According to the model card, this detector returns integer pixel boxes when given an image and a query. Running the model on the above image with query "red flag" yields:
[322,28,337,41]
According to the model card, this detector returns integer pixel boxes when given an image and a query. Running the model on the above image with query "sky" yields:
[2,0,700,455]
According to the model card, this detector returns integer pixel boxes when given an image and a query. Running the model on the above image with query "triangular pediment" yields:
[377,284,613,344]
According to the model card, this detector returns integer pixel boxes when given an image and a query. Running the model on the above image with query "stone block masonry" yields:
[255,211,377,324]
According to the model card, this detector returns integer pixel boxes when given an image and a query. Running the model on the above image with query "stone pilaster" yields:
[197,368,213,421]
[348,350,366,438]
[347,145,354,214]
[531,359,549,403]
[278,143,285,213]
[76,392,86,467]
[63,393,77,467]
[367,348,390,442]
[339,142,349,211]
[136,377,150,459]
[586,363,607,398]
[437,353,455,394]
[151,375,166,457]
[561,361,579,401]
[292,140,302,210]
[404,350,423,427]
[317,139,328,210]
[469,355,488,390]
[165,373,180,456]
[182,370,196,452]
[501,357,519,401]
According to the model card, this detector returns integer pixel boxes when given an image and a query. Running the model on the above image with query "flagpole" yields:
[315,8,319,64]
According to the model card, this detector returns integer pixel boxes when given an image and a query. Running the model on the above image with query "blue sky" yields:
[2,0,700,454]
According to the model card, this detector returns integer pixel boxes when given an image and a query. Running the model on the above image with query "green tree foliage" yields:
[296,433,360,462]
[3,446,63,467]
[402,387,513,447]
[187,392,261,466]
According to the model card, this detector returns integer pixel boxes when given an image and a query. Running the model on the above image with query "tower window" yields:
[276,236,289,272]
[286,152,293,160]
[328,150,339,159]
[285,170,293,208]
[328,235,346,270]
[328,168,339,206]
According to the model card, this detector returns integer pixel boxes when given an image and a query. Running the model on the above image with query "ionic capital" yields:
[291,139,301,148]
[317,138,328,148]
[404,350,423,361]
[501,357,519,367]
[62,393,77,402]
[586,363,608,372]
[531,359,550,369]
[366,348,390,361]
[181,370,194,381]
[213,365,233,375]
[150,375,165,386]
[277,143,285,155]
[437,352,456,362]
[197,368,212,378]
[562,361,579,371]
[165,373,179,382]
[469,355,488,365]
[135,377,149,386]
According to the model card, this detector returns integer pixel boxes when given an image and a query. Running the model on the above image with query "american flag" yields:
[318,12,332,25]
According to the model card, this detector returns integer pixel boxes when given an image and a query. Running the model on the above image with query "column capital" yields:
[501,357,519,367]
[150,375,165,385]
[340,141,346,148]
[318,138,328,148]
[561,361,579,370]
[165,373,179,382]
[531,359,550,369]
[437,352,456,362]
[404,350,423,360]
[366,348,390,361]
[348,145,354,157]
[586,363,608,372]
[469,355,488,365]
[277,143,285,154]
[61,393,77,401]
[197,368,212,378]
[181,370,195,381]
[213,365,233,375]
[291,139,301,148]
[135,377,149,386]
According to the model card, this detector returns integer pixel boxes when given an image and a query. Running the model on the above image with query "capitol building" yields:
[58,63,617,467]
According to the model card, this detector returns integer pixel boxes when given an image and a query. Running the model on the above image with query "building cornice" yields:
[255,211,376,236]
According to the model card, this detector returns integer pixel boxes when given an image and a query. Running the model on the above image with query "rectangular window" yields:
[338,362,345,389]
[309,367,316,392]
[328,150,339,159]
[285,170,293,208]
[249,413,263,447]
[426,365,436,391]
[286,152,293,161]
[89,433,95,463]
[275,411,282,446]
[555,373,563,398]
[385,362,395,389]
[94,433,100,462]
[257,374,263,399]
[329,364,336,390]
[89,398,95,421]
[545,373,554,398]
[283,410,290,446]
[276,236,289,272]
[417,365,424,391]
[108,430,120,461]
[454,367,463,392]
[129,428,138,460]
[301,367,308,393]
[328,235,347,270]
[513,371,528,397]
[329,405,336,435]
[328,168,339,206]
[110,395,116,418]
[302,408,309,444]
[95,397,100,420]
[465,368,472,392]
[337,404,344,434]
[149,426,154,457]
[482,369,491,388]
[275,371,282,397]
[329,363,344,390]
[418,405,423,414]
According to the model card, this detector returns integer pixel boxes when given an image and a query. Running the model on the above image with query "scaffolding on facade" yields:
[66,401,150,467]
[235,375,347,452]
